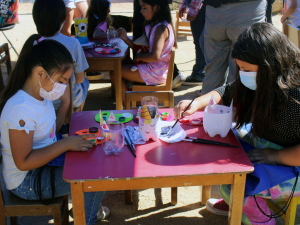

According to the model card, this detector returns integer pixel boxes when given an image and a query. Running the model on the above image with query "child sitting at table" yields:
[112,0,175,106]
[33,0,89,111]
[87,0,111,39]
[174,22,300,225]
[0,34,109,224]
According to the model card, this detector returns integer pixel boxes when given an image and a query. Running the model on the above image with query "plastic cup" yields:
[100,122,124,156]
[141,96,158,118]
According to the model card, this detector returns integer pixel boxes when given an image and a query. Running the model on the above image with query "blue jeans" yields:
[186,0,206,80]
[11,166,105,225]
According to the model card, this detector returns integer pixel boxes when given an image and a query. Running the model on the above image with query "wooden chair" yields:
[283,21,300,48]
[0,156,69,225]
[131,48,175,108]
[175,11,192,39]
[63,79,82,125]
[0,43,12,93]
[124,90,175,205]
[125,91,174,109]
[266,196,300,225]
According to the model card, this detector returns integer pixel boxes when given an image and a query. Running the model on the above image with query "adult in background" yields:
[179,0,206,86]
[200,0,266,96]
[132,0,186,89]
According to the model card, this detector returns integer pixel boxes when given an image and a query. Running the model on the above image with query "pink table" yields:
[63,109,253,225]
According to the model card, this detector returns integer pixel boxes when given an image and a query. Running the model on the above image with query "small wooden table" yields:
[63,109,254,225]
[84,39,130,110]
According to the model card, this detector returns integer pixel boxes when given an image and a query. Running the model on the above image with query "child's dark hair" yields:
[87,0,112,37]
[0,34,73,113]
[141,0,176,47]
[231,22,300,137]
[32,0,66,37]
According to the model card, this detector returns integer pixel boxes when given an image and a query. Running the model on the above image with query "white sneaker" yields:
[206,198,229,216]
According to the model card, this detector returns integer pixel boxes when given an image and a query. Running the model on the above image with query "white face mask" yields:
[239,70,257,90]
[39,72,67,101]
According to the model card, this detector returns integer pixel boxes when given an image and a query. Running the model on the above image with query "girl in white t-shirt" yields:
[0,34,108,224]
[281,0,300,27]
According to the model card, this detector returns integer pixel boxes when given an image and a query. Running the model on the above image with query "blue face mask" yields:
[239,70,257,90]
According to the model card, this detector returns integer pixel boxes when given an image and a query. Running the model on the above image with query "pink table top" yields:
[84,37,129,58]
[63,109,254,182]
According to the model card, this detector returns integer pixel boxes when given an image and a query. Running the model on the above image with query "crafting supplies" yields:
[124,129,136,157]
[94,47,121,54]
[182,138,238,148]
[75,128,108,145]
[95,111,133,124]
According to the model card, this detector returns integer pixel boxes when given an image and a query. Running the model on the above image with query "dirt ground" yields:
[0,2,299,225]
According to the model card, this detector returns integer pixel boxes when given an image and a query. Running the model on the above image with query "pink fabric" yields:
[180,0,203,17]
[96,21,107,33]
[137,21,175,85]
[243,196,276,225]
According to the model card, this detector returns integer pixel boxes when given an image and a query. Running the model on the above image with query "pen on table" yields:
[125,128,136,152]
[186,136,238,148]
[88,49,95,57]
[124,134,136,157]
[182,138,238,148]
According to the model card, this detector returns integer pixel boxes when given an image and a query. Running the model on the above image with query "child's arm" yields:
[9,129,96,171]
[55,83,70,132]
[93,28,108,39]
[134,25,167,63]
[281,0,298,23]
[118,28,135,49]
[75,71,85,84]
[247,145,300,166]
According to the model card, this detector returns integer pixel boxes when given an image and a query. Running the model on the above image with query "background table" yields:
[84,38,130,110]
[63,109,253,225]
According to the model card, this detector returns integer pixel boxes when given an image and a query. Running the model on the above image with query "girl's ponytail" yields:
[0,34,73,114]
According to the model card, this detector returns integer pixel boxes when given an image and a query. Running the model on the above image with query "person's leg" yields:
[226,0,266,85]
[110,64,145,106]
[183,5,206,85]
[201,5,231,95]
[61,6,75,36]
[11,166,105,225]
[74,0,88,18]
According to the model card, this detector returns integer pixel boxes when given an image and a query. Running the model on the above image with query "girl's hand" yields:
[117,28,127,41]
[60,83,70,104]
[174,100,198,120]
[247,148,281,165]
[64,134,97,151]
[281,15,287,23]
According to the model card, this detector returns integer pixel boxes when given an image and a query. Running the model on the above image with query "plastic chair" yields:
[175,11,192,39]
[0,24,18,56]
[0,156,69,225]
[266,196,300,225]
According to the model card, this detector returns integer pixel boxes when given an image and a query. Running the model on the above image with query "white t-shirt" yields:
[287,0,300,27]
[0,90,57,190]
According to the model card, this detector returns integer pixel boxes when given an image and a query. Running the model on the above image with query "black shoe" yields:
[183,75,203,86]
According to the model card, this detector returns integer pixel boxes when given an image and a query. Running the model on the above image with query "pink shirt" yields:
[96,21,108,33]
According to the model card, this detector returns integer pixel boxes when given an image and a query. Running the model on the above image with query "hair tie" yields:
[33,37,45,46]
[107,0,111,7]
[94,14,99,19]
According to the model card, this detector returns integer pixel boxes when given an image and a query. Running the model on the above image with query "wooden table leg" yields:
[228,174,246,225]
[201,185,211,205]
[71,182,86,225]
[171,187,178,205]
[114,59,122,110]
[125,190,133,205]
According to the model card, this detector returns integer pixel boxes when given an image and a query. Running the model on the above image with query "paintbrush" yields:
[186,137,238,148]
[182,138,238,148]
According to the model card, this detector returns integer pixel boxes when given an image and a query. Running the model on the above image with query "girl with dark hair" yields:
[87,0,111,38]
[113,0,175,106]
[174,22,300,225]
[0,35,108,225]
